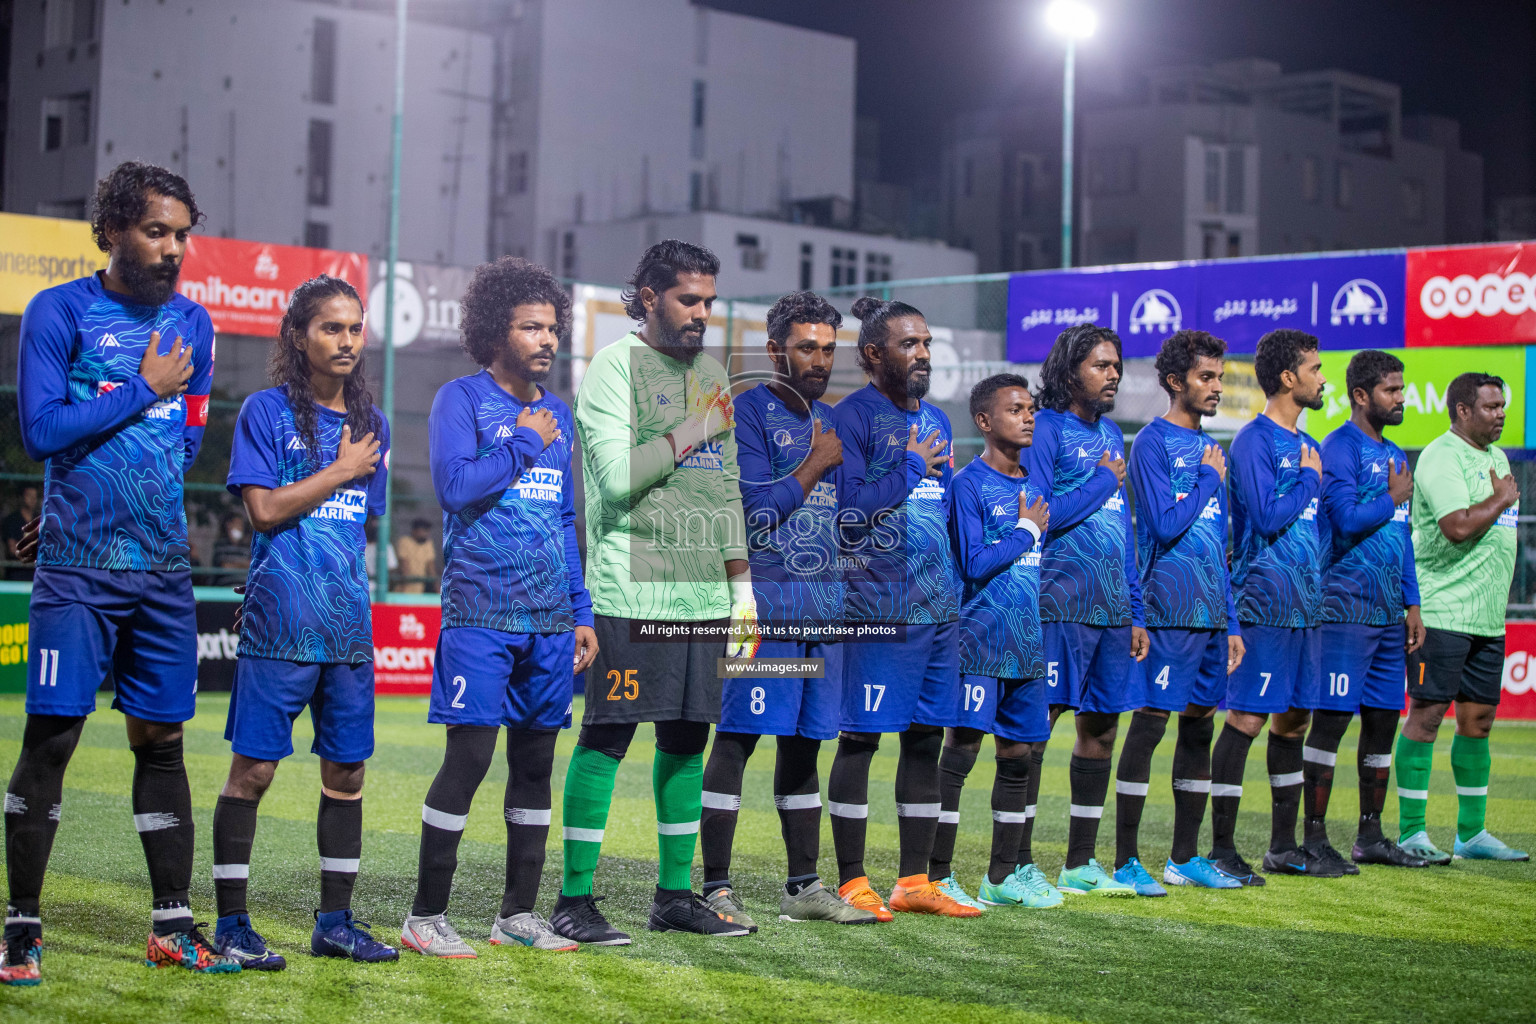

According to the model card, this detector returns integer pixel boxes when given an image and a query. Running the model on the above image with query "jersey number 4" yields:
[607,669,639,700]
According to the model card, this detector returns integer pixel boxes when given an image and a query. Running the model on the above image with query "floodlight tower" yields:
[1045,0,1097,268]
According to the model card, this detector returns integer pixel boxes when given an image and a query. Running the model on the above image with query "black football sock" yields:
[318,793,364,914]
[5,715,84,925]
[829,734,879,886]
[700,731,758,895]
[501,729,558,918]
[212,795,260,919]
[1302,710,1351,846]
[1114,712,1166,869]
[412,725,498,918]
[131,738,196,935]
[1356,707,1398,842]
[1066,754,1111,870]
[1170,715,1214,863]
[1209,724,1255,853]
[989,754,1031,885]
[1016,744,1046,866]
[929,744,977,880]
[1267,733,1305,854]
[774,735,822,884]
[895,729,943,880]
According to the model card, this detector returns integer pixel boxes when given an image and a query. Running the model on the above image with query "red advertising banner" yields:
[1406,243,1536,347]
[178,235,368,336]
[372,604,439,696]
[1497,622,1536,721]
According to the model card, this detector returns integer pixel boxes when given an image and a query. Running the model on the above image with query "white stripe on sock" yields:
[1302,747,1337,766]
[938,810,960,824]
[1362,753,1392,768]
[563,826,604,842]
[504,807,552,826]
[992,809,1030,823]
[150,907,191,923]
[1455,785,1488,797]
[1115,780,1149,797]
[1211,783,1243,798]
[1068,803,1104,819]
[828,801,868,819]
[1024,804,1037,819]
[1172,778,1212,793]
[1269,772,1304,788]
[658,819,700,836]
[773,793,822,811]
[4,915,41,926]
[422,805,469,831]
[701,791,741,811]
[895,802,941,818]
[133,812,179,833]
[1396,787,1428,800]
[320,857,360,874]
[211,863,249,880]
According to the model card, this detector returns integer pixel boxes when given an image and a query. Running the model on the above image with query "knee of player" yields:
[125,716,184,748]
[224,758,278,801]
[946,726,986,753]
[320,759,366,797]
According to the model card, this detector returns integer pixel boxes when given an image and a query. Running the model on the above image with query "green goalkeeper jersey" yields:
[575,332,747,621]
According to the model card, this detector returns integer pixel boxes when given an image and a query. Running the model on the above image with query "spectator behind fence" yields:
[394,517,440,594]
[212,511,252,585]
[2,483,40,581]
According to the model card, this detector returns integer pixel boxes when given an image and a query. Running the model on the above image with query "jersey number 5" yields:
[607,669,639,700]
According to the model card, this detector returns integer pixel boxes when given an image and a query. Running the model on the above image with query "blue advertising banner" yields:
[1007,251,1407,362]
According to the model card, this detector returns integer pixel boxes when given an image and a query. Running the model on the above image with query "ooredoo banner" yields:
[178,235,368,336]
[1406,243,1536,348]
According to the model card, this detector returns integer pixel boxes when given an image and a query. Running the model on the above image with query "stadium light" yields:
[1045,0,1096,268]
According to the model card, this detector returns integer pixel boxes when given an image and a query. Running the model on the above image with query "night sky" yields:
[703,0,1536,204]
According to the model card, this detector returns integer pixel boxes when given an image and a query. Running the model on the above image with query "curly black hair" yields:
[1345,349,1405,406]
[969,372,1032,422]
[849,296,925,374]
[1253,329,1319,397]
[621,239,720,321]
[765,290,843,343]
[1155,330,1227,396]
[1035,323,1122,412]
[1445,372,1505,424]
[270,275,377,462]
[90,161,203,252]
[458,256,572,368]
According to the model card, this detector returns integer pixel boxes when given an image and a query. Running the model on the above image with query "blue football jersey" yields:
[430,371,592,635]
[832,383,959,625]
[227,387,389,663]
[1228,413,1324,628]
[949,457,1046,680]
[1320,420,1420,625]
[18,275,214,570]
[734,383,843,640]
[1024,409,1144,628]
[1129,416,1239,632]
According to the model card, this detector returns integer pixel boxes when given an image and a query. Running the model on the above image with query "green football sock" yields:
[1394,734,1434,842]
[653,749,704,891]
[1450,734,1490,842]
[561,745,621,897]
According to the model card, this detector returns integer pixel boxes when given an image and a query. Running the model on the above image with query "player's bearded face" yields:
[1074,340,1122,416]
[647,274,716,365]
[503,302,560,383]
[111,193,191,306]
[1294,353,1326,411]
[1370,373,1406,426]
[779,323,837,402]
[876,316,932,400]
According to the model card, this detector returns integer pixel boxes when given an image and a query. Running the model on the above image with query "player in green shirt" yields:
[1397,372,1528,863]
[551,240,760,946]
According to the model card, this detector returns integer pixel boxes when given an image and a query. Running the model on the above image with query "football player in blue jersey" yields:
[210,276,398,968]
[827,297,979,919]
[1026,324,1148,897]
[400,257,598,957]
[3,163,233,984]
[697,291,876,928]
[927,374,1061,910]
[1213,329,1334,882]
[1308,350,1429,868]
[1115,331,1245,894]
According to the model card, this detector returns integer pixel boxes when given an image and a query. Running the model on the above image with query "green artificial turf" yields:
[0,694,1532,1023]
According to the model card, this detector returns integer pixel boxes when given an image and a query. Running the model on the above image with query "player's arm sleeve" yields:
[833,401,915,522]
[736,401,805,532]
[1321,435,1392,541]
[717,414,748,564]
[429,384,541,514]
[561,432,594,628]
[1025,414,1117,532]
[1123,484,1146,628]
[949,477,1033,584]
[575,356,675,502]
[1221,501,1241,635]
[1401,526,1421,607]
[1411,446,1471,522]
[180,308,214,472]
[17,292,158,461]
[1231,430,1320,537]
[226,395,281,495]
[366,413,391,517]
[1128,440,1219,544]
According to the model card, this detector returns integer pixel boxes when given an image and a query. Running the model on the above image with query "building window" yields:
[304,221,331,248]
[690,80,706,160]
[830,247,858,288]
[561,231,576,278]
[311,18,338,105]
[307,120,333,206]
[1016,155,1038,218]
[1203,149,1221,214]
[507,151,528,195]
[962,157,974,198]
[799,243,813,291]
[37,198,86,220]
[1402,178,1426,223]
[41,92,90,151]
[737,233,766,271]
[864,251,891,285]
[43,0,95,47]
[1335,161,1352,209]
[1301,155,1320,203]
[1015,233,1038,270]
[1087,146,1138,196]
[1224,147,1245,214]
[689,172,703,212]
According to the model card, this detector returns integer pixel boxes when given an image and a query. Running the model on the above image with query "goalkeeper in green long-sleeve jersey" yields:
[549,241,760,945]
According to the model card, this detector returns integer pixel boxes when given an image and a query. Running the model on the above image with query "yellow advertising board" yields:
[0,212,107,316]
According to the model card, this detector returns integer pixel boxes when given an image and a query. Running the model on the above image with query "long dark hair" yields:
[270,275,377,462]
[1035,322,1122,412]
[849,296,924,374]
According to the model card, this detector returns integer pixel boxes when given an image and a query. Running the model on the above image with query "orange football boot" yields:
[837,876,894,922]
[889,874,983,917]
